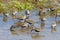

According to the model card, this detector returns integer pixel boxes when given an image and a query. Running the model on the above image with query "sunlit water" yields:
[0,10,60,40]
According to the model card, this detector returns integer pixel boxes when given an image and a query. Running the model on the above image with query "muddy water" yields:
[0,10,60,40]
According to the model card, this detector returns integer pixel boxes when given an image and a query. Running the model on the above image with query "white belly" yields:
[5,13,9,16]
[52,24,56,27]
[43,18,46,20]
[13,11,18,15]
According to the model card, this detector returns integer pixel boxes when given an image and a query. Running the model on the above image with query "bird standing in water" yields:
[51,22,57,32]
[25,19,35,28]
[10,22,25,31]
[3,11,9,17]
[31,27,40,34]
[16,15,27,22]
[25,10,30,15]
[40,17,46,21]
[39,8,47,21]
[3,11,9,22]
[12,10,18,19]
[12,10,18,16]
[25,10,30,19]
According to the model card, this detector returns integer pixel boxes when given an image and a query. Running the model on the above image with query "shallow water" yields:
[0,10,60,40]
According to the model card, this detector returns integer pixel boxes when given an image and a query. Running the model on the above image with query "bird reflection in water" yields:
[31,33,44,39]
[10,30,18,35]
[3,16,8,22]
[40,21,45,31]
[10,28,28,35]
[12,15,16,19]
[56,20,60,24]
[31,34,45,40]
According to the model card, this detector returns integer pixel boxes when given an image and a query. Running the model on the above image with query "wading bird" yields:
[51,22,57,32]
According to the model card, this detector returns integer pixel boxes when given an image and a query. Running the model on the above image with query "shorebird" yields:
[12,11,18,16]
[25,10,30,15]
[10,25,16,31]
[51,22,57,32]
[21,22,29,29]
[25,19,35,24]
[50,8,55,11]
[56,13,60,17]
[24,19,35,29]
[40,17,46,21]
[40,11,46,21]
[3,11,9,22]
[3,12,9,17]
[10,22,25,31]
[16,15,27,22]
[31,27,40,34]
[25,10,30,19]
[10,21,30,31]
